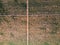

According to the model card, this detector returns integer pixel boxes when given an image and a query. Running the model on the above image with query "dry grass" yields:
[29,0,60,15]
[29,15,60,45]
[0,16,27,45]
[0,0,27,15]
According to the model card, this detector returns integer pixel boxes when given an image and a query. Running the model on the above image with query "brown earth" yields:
[29,15,60,45]
[0,16,27,45]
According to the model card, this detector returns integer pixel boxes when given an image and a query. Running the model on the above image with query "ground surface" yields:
[0,0,27,15]
[29,15,60,45]
[0,0,60,45]
[29,0,60,15]
[0,16,27,45]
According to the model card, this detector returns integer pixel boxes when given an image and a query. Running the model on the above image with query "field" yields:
[29,0,60,15]
[0,0,27,15]
[29,15,60,45]
[0,16,27,45]
[0,0,60,45]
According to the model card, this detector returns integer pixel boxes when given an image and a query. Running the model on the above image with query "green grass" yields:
[0,39,27,45]
[44,42,49,45]
[8,42,15,45]
[0,42,4,45]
